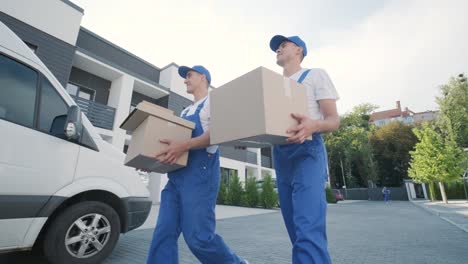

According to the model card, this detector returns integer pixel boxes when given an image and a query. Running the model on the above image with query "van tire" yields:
[42,201,121,264]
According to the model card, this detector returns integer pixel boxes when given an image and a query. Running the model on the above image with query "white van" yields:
[0,21,152,264]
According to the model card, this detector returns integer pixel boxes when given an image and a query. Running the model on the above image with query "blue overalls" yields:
[383,189,390,203]
[273,69,332,264]
[147,98,244,264]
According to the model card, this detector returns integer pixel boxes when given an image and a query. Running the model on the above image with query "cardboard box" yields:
[210,67,310,148]
[120,101,195,173]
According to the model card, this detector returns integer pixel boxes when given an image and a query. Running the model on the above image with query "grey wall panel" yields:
[132,92,168,108]
[76,28,160,85]
[0,12,76,87]
[168,92,192,116]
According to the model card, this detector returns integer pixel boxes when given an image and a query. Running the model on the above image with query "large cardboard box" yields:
[120,101,195,173]
[210,67,310,148]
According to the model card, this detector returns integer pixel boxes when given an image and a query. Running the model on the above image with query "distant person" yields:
[382,187,391,203]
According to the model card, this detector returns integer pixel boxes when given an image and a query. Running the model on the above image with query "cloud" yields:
[313,0,468,113]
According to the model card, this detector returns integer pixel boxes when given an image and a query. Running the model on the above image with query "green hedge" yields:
[260,175,278,209]
[244,176,259,207]
[227,174,243,206]
[326,186,337,204]
[216,174,280,209]
[431,180,467,200]
[217,181,228,205]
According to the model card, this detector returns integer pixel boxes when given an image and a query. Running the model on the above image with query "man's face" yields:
[184,70,205,94]
[275,41,302,66]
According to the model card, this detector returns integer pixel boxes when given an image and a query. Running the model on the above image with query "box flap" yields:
[120,101,195,131]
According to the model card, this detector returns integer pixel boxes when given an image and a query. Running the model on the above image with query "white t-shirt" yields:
[181,95,218,154]
[289,68,339,120]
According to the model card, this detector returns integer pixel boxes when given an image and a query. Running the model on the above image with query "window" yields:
[38,78,68,134]
[66,83,95,101]
[220,167,238,186]
[0,54,38,127]
[66,83,78,95]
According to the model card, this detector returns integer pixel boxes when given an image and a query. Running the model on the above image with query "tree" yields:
[340,103,379,129]
[436,74,468,148]
[227,174,243,206]
[244,176,259,207]
[325,103,379,188]
[260,175,278,209]
[325,186,337,203]
[408,124,464,203]
[325,124,377,188]
[370,121,418,187]
[217,180,228,205]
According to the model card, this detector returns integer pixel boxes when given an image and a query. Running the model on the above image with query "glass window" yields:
[66,83,78,95]
[221,167,237,186]
[66,82,95,101]
[221,168,230,186]
[78,89,92,100]
[38,78,68,135]
[0,54,38,127]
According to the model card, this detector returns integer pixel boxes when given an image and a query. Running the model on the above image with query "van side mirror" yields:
[50,115,67,139]
[64,105,82,140]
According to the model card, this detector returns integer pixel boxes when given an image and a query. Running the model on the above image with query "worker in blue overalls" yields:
[382,187,391,203]
[146,65,247,264]
[269,35,340,263]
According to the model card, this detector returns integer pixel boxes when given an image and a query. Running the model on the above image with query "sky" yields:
[72,0,468,114]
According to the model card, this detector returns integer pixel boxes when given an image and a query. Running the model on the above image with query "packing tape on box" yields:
[283,77,291,97]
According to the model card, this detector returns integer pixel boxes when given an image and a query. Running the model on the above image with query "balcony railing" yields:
[71,96,116,130]
[219,146,257,165]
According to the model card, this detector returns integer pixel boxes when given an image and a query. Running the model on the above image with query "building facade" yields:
[369,100,437,126]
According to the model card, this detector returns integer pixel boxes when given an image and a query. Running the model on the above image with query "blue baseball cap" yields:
[178,65,211,84]
[269,35,307,57]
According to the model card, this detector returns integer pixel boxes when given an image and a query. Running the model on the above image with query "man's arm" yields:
[286,99,340,144]
[156,131,211,164]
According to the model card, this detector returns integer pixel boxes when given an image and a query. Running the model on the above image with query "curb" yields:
[410,200,468,233]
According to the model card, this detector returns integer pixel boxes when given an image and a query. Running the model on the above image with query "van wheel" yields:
[43,201,121,264]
